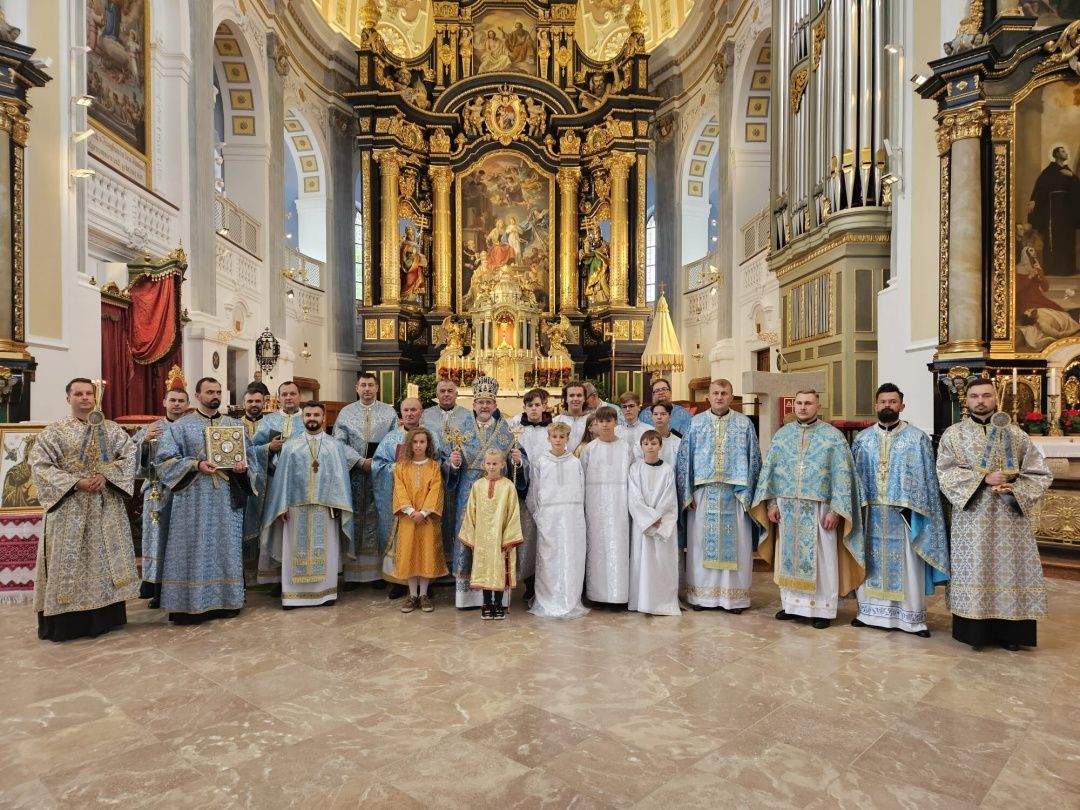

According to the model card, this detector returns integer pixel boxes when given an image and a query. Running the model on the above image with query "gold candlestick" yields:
[1049,393,1064,437]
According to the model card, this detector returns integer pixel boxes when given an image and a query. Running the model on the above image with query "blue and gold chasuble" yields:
[751,420,865,595]
[260,432,359,583]
[334,400,399,576]
[155,411,256,614]
[852,423,949,600]
[675,409,762,569]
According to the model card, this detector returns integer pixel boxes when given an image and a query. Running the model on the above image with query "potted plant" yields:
[1024,411,1048,435]
[1059,408,1080,434]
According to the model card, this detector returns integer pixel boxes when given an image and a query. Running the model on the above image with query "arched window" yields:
[646,214,657,303]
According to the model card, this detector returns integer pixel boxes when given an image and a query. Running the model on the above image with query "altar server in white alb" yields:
[851,383,949,637]
[553,381,590,452]
[514,388,553,604]
[628,430,681,616]
[580,405,634,605]
[528,422,588,619]
[615,391,650,457]
[260,401,360,608]
[676,379,761,613]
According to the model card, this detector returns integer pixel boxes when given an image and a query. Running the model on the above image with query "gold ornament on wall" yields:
[485,89,527,145]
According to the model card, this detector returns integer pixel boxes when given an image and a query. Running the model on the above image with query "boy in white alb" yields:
[580,405,634,605]
[528,422,589,619]
[615,391,649,458]
[628,430,681,615]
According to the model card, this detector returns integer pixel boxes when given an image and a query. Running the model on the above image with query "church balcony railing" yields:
[214,193,262,259]
[741,207,771,264]
[685,251,722,293]
[285,247,323,290]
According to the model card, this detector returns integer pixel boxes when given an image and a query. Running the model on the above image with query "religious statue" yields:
[462,96,485,138]
[400,225,428,302]
[525,98,546,138]
[579,72,611,111]
[460,27,474,75]
[580,226,611,306]
[537,29,551,79]
[439,314,471,353]
[541,315,573,356]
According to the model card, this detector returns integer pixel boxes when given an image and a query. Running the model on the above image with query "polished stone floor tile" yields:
[0,572,1077,807]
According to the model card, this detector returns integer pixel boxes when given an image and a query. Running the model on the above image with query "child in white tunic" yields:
[615,391,649,458]
[528,423,589,619]
[580,406,634,604]
[628,431,681,615]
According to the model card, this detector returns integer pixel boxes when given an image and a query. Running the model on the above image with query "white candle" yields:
[1012,368,1018,397]
[1049,368,1059,397]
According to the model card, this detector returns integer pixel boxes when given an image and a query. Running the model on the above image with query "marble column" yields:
[653,116,680,327]
[187,2,216,316]
[943,109,986,353]
[606,152,635,307]
[375,149,405,305]
[715,49,734,341]
[0,41,48,421]
[556,166,581,312]
[266,36,287,336]
[429,165,453,311]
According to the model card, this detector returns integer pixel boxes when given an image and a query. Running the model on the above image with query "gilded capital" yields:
[0,101,30,147]
[373,148,406,174]
[935,107,988,155]
[429,164,454,191]
[603,152,635,180]
[556,166,582,191]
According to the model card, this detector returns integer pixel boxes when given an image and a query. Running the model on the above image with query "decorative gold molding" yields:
[939,155,950,345]
[790,67,810,113]
[361,152,373,307]
[636,154,646,306]
[1035,491,1080,545]
[1037,20,1080,76]
[12,144,23,342]
[773,232,890,279]
[429,127,451,153]
[556,166,581,312]
[990,111,1014,141]
[991,143,1010,341]
[429,165,454,311]
[559,128,581,155]
[811,20,826,72]
[0,102,30,148]
[935,107,988,156]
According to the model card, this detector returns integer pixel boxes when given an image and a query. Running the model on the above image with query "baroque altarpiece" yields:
[920,2,1080,550]
[349,0,658,397]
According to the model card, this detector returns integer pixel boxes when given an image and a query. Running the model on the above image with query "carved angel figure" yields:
[542,315,574,355]
[440,314,470,351]
[462,97,486,138]
[524,98,546,138]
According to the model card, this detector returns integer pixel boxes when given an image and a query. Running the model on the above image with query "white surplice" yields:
[658,433,681,468]
[528,450,589,619]
[778,502,839,619]
[616,420,650,459]
[274,508,341,607]
[581,438,634,603]
[553,412,590,453]
[627,459,681,616]
[515,421,551,582]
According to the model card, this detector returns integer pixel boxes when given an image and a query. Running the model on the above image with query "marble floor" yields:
[2,575,1079,809]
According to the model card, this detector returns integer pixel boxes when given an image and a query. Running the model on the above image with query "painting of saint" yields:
[458,152,553,311]
[1,433,40,509]
[400,222,429,305]
[475,10,537,75]
[1014,79,1080,351]
[86,0,150,157]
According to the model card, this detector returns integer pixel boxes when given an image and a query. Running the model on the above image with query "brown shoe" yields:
[419,595,434,613]
[400,596,419,613]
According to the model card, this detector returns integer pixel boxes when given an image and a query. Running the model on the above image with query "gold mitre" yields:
[165,364,188,394]
[472,375,499,401]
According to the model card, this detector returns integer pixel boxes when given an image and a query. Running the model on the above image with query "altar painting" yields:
[0,428,43,511]
[1013,79,1080,352]
[458,152,553,312]
[474,9,537,75]
[1020,1,1080,27]
[399,217,430,307]
[86,0,150,156]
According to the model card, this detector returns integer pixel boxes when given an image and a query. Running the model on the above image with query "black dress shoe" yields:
[812,618,831,629]
[1003,642,1021,652]
[148,597,161,609]
[387,584,408,600]
[727,608,744,615]
[775,609,795,620]
[342,582,361,592]
[850,617,867,628]
[270,585,282,598]
[914,629,931,638]
[692,604,706,611]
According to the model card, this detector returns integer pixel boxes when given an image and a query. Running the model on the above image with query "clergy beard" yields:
[205,398,221,411]
[877,407,899,424]
[304,420,321,432]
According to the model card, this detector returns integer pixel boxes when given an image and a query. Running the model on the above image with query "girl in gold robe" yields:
[459,449,523,620]
[389,427,447,613]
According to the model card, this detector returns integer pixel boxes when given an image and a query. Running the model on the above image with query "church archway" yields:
[283,108,328,264]
[680,112,720,265]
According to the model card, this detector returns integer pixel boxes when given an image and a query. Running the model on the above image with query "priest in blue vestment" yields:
[261,401,360,608]
[751,389,864,630]
[155,377,256,624]
[422,378,472,560]
[676,379,761,612]
[251,380,305,587]
[333,372,399,584]
[445,376,525,608]
[851,383,948,637]
[132,378,189,606]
